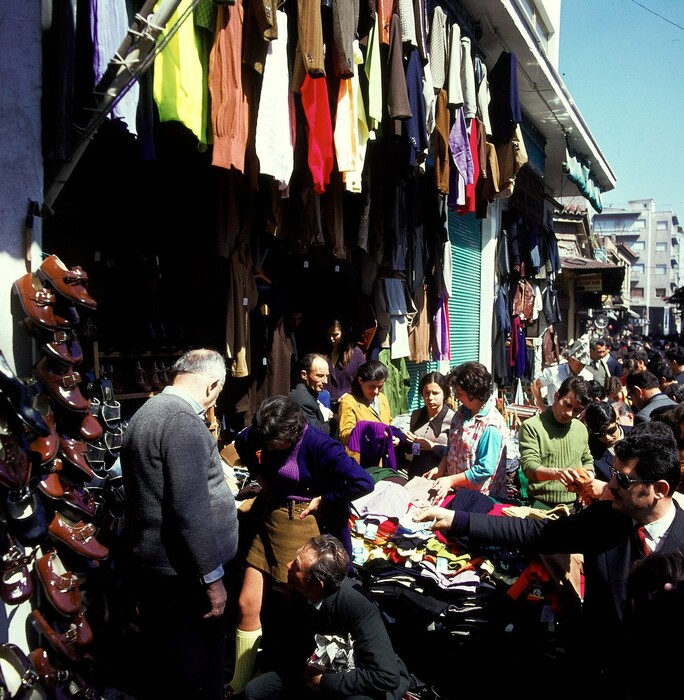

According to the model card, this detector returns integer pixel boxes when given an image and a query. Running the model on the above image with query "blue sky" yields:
[559,0,684,212]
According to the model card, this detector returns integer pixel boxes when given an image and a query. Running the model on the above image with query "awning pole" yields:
[44,0,198,210]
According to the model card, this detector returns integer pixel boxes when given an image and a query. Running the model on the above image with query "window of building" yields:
[632,288,644,298]
[634,219,646,229]
[594,218,615,232]
[657,220,669,231]
[656,242,668,252]
[632,241,645,251]
[656,265,667,275]
[519,0,551,47]
[656,288,667,297]
[633,263,645,274]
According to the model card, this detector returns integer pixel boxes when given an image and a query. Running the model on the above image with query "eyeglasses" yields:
[609,466,656,489]
[593,424,619,438]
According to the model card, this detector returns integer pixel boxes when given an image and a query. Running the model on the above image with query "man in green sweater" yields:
[520,375,594,508]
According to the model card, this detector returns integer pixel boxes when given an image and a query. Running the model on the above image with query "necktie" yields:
[636,525,650,557]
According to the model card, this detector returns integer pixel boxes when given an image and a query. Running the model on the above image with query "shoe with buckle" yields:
[0,530,35,606]
[58,437,95,479]
[29,610,84,666]
[6,484,49,547]
[47,513,108,560]
[34,357,90,413]
[0,351,51,437]
[39,467,99,522]
[36,255,97,310]
[0,642,46,700]
[35,549,81,617]
[12,272,71,330]
[23,317,84,367]
[29,647,99,700]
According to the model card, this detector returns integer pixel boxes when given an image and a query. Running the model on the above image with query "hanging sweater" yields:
[519,408,593,507]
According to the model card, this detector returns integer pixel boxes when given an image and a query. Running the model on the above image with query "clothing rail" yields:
[44,0,196,210]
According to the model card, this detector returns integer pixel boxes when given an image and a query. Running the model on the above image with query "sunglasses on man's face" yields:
[609,466,656,489]
[593,424,619,438]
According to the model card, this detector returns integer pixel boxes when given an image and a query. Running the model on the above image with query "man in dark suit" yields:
[289,353,337,437]
[626,370,677,424]
[414,421,684,692]
[243,534,411,700]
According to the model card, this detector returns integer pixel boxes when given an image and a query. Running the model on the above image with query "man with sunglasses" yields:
[413,420,684,693]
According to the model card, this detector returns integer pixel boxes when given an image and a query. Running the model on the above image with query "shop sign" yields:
[576,273,603,292]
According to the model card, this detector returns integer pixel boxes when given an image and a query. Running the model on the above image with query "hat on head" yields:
[566,337,589,365]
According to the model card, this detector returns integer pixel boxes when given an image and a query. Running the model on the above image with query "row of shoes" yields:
[0,641,99,699]
[99,359,173,395]
[1,256,127,694]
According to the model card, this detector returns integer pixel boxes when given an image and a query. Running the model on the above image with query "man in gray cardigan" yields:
[121,348,238,700]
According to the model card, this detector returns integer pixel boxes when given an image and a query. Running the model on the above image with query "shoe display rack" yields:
[0,254,130,697]
[92,341,182,401]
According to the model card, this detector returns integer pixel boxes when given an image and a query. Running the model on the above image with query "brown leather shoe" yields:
[47,513,109,560]
[35,549,82,617]
[35,357,90,413]
[78,413,103,442]
[39,467,99,522]
[30,404,59,466]
[24,317,83,366]
[37,255,97,310]
[58,437,95,479]
[12,272,71,330]
[29,609,83,665]
[29,647,99,700]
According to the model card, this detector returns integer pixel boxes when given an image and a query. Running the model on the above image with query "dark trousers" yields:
[135,570,227,700]
[243,671,392,700]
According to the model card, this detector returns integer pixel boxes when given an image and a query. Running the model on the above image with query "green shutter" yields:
[448,211,481,367]
[405,359,438,412]
[404,212,481,408]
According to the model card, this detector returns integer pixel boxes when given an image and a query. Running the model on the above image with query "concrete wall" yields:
[0,2,44,376]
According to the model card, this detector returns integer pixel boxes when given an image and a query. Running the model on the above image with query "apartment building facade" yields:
[593,199,683,336]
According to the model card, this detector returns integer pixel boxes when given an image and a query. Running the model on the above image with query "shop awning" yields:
[560,256,625,295]
[560,256,620,271]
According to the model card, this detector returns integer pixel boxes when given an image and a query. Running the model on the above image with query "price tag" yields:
[262,357,268,366]
[303,260,309,269]
[243,297,249,307]
[411,442,421,455]
[334,265,340,273]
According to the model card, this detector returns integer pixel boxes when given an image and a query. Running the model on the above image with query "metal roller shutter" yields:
[448,210,481,367]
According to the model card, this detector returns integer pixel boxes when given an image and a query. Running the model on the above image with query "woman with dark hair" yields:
[323,319,366,412]
[226,396,373,696]
[338,360,397,466]
[402,371,455,479]
[424,362,508,501]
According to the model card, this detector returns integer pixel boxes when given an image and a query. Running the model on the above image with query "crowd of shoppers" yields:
[115,328,684,699]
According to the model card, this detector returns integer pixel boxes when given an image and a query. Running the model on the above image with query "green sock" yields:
[228,627,262,694]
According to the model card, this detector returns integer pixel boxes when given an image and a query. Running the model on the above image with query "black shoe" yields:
[0,351,50,437]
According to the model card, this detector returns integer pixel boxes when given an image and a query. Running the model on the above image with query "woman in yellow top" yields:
[338,359,398,464]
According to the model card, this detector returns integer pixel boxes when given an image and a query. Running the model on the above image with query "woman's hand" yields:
[423,467,440,480]
[391,435,400,447]
[428,476,453,502]
[300,496,322,519]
